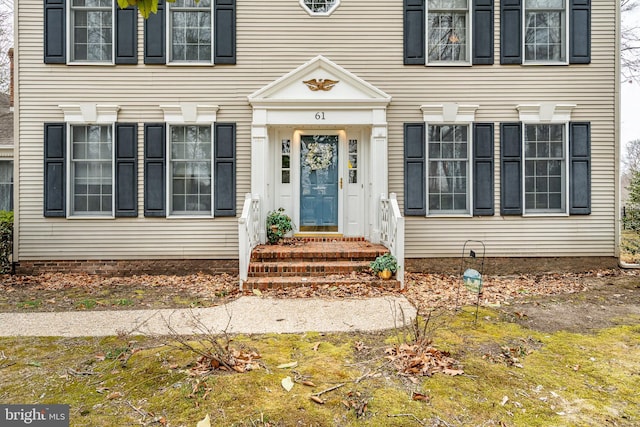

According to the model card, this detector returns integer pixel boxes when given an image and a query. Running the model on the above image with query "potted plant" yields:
[370,252,398,279]
[266,208,293,244]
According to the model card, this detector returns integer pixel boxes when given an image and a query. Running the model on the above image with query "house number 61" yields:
[315,112,326,120]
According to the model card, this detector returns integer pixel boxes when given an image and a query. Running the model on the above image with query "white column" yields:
[251,109,269,243]
[370,117,388,243]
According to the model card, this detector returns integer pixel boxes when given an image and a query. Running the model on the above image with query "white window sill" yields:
[167,62,215,67]
[426,62,472,67]
[67,61,115,66]
[67,215,115,220]
[522,61,569,66]
[522,212,569,217]
[166,215,214,219]
[426,213,473,218]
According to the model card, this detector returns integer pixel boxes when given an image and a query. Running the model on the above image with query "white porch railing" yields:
[238,193,261,289]
[379,193,405,289]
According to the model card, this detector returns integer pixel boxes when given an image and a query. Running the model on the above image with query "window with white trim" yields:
[524,123,566,213]
[0,161,13,212]
[524,0,566,63]
[169,125,213,215]
[70,0,113,62]
[300,0,340,16]
[427,0,470,63]
[348,139,358,184]
[169,0,213,63]
[427,124,470,214]
[281,139,291,184]
[70,124,113,215]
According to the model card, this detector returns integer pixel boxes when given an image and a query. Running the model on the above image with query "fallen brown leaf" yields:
[106,391,123,400]
[412,392,431,402]
[309,395,325,404]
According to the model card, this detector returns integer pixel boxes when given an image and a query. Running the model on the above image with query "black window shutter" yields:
[214,0,236,64]
[115,6,138,64]
[44,0,66,64]
[115,123,138,217]
[144,0,166,64]
[44,123,66,217]
[569,122,591,214]
[473,123,494,215]
[404,123,426,216]
[472,0,494,65]
[500,0,522,64]
[500,122,522,215]
[569,0,591,64]
[404,0,425,65]
[144,123,166,217]
[214,123,236,217]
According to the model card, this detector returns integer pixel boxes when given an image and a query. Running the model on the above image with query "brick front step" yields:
[246,238,396,289]
[249,260,371,277]
[251,240,389,262]
[242,275,401,291]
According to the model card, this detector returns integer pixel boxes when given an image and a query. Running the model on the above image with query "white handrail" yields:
[379,193,405,289]
[238,193,261,289]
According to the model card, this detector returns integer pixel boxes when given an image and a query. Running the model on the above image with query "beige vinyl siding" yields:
[15,0,617,260]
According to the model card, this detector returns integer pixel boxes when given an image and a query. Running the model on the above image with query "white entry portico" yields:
[247,56,392,241]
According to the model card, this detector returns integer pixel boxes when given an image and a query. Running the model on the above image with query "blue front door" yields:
[300,135,339,232]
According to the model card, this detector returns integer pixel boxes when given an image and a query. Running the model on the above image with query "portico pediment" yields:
[248,56,391,108]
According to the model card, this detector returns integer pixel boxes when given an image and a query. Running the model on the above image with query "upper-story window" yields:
[300,0,340,16]
[45,0,236,66]
[404,0,492,66]
[70,0,113,63]
[169,0,213,63]
[524,0,566,63]
[427,0,470,63]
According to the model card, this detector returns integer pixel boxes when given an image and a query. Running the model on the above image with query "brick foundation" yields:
[405,256,621,275]
[13,256,620,277]
[14,259,239,276]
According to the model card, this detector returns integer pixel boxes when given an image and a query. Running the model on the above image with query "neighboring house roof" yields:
[0,93,13,146]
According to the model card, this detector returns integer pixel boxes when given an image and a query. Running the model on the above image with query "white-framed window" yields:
[348,139,358,184]
[281,139,291,184]
[70,0,114,63]
[69,124,113,216]
[427,124,471,214]
[299,0,340,16]
[524,0,567,63]
[427,0,470,64]
[168,125,213,216]
[0,161,13,212]
[523,123,567,214]
[169,0,213,63]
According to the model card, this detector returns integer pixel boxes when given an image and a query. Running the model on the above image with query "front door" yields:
[300,135,339,232]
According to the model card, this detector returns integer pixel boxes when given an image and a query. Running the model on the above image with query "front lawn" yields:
[1,307,638,426]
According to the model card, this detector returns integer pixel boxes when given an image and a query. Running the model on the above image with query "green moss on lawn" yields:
[1,311,638,426]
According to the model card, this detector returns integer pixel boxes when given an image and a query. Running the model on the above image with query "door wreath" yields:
[305,142,334,171]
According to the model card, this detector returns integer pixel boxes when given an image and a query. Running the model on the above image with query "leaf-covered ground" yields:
[1,269,638,335]
[0,269,639,425]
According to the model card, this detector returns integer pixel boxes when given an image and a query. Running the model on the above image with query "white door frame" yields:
[248,56,392,242]
[293,129,344,234]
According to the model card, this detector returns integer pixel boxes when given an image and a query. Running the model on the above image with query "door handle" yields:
[340,178,343,189]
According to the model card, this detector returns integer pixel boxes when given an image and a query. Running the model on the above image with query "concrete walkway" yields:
[0,296,417,337]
